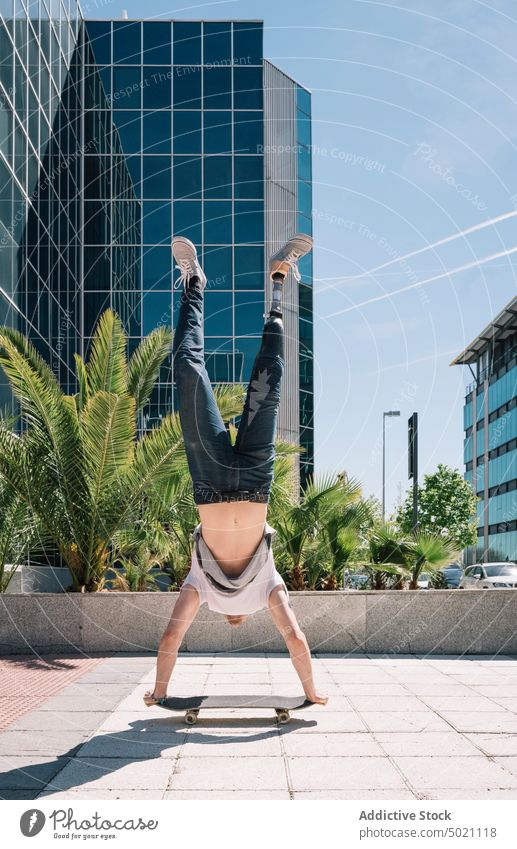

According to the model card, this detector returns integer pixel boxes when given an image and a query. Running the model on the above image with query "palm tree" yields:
[0,310,244,592]
[0,477,42,592]
[405,531,458,590]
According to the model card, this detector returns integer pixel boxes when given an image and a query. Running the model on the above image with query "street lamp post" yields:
[382,410,401,522]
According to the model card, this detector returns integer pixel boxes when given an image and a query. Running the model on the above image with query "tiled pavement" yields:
[1,652,517,800]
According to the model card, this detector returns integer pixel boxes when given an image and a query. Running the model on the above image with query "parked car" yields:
[459,562,517,589]
[439,564,464,588]
[344,573,369,590]
[417,572,430,589]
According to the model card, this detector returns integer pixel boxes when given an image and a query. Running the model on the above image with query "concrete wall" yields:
[1,590,517,655]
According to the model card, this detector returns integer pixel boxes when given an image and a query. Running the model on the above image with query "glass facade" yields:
[0,10,313,483]
[459,315,517,564]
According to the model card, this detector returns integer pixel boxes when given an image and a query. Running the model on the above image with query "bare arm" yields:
[268,585,328,705]
[145,585,200,704]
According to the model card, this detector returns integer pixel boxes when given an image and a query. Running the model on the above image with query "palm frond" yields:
[127,325,173,411]
[86,309,128,397]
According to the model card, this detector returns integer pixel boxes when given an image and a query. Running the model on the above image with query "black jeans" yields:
[172,283,285,505]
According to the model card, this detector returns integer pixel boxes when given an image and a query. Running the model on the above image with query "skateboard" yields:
[158,695,311,725]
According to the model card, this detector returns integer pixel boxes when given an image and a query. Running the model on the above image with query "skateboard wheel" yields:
[276,709,290,724]
[185,711,198,725]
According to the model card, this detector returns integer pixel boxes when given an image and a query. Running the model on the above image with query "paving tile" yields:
[7,711,110,732]
[95,713,188,733]
[394,756,517,789]
[404,683,480,696]
[169,756,287,790]
[493,757,517,779]
[288,756,407,790]
[347,695,430,712]
[419,696,507,712]
[0,756,71,789]
[36,694,130,712]
[359,711,451,733]
[280,711,367,733]
[415,788,517,800]
[181,729,282,757]
[76,732,187,759]
[374,732,481,757]
[37,789,166,800]
[465,733,517,756]
[37,757,175,791]
[336,683,409,696]
[293,789,417,799]
[439,712,517,733]
[0,730,90,756]
[0,789,40,799]
[162,790,290,799]
[281,732,382,757]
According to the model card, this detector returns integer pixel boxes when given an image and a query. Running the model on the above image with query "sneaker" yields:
[269,233,313,282]
[171,236,207,292]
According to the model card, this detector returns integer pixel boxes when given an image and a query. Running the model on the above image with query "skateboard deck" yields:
[158,694,311,724]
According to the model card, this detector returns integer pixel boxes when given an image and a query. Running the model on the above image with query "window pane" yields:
[84,246,110,290]
[85,21,111,65]
[204,201,232,244]
[234,200,264,244]
[113,110,141,153]
[233,22,262,66]
[203,110,231,154]
[143,291,172,335]
[233,66,262,109]
[84,200,110,244]
[234,111,263,154]
[298,179,311,216]
[173,65,202,109]
[203,155,231,199]
[234,336,261,382]
[205,338,233,382]
[143,67,172,108]
[113,21,141,64]
[173,200,201,243]
[143,246,172,290]
[173,21,201,65]
[203,21,231,65]
[84,155,110,199]
[173,110,201,153]
[173,155,202,199]
[203,246,232,290]
[143,201,171,244]
[143,156,171,199]
[112,66,141,108]
[298,143,311,181]
[297,85,311,115]
[204,292,233,336]
[143,22,171,65]
[234,245,264,289]
[203,66,231,109]
[234,292,264,335]
[234,155,263,199]
[297,111,311,147]
[84,291,110,333]
[143,110,171,154]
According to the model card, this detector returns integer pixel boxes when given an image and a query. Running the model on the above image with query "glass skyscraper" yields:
[0,8,314,486]
[452,296,517,563]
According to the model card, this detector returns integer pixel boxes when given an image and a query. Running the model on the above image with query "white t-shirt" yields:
[182,522,288,615]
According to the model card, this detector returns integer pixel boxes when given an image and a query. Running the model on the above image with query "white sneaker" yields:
[269,233,313,282]
[171,237,207,292]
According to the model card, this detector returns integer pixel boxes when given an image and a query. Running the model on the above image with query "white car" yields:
[459,562,517,589]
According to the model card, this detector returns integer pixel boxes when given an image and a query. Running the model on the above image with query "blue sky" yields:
[85,0,517,514]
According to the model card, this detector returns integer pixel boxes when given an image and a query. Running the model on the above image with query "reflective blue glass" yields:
[203,21,231,65]
[113,21,141,64]
[143,22,171,65]
[124,155,141,198]
[173,156,202,199]
[203,155,231,199]
[143,67,172,108]
[233,66,262,109]
[143,291,172,334]
[85,21,111,65]
[84,200,110,244]
[298,179,311,216]
[143,110,171,154]
[173,65,202,109]
[173,110,201,153]
[297,85,311,115]
[203,246,232,289]
[173,200,202,242]
[113,110,141,153]
[203,110,232,154]
[297,111,311,147]
[173,21,201,65]
[234,336,261,382]
[143,156,171,199]
[84,246,111,290]
[205,338,233,381]
[112,66,141,108]
[233,22,263,66]
[234,292,264,335]
[143,201,171,244]
[234,200,264,244]
[204,201,232,244]
[233,111,263,153]
[84,291,110,331]
[204,292,233,336]
[234,155,263,199]
[298,144,311,181]
[234,245,264,289]
[203,66,232,109]
[98,66,111,99]
[143,246,172,290]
